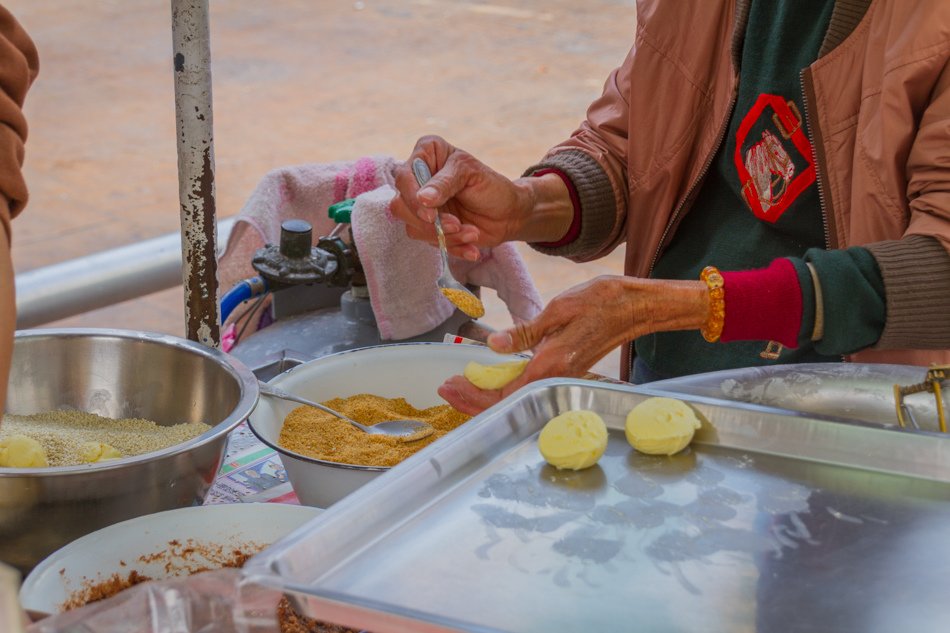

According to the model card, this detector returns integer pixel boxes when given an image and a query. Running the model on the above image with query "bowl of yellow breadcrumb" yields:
[248,342,524,508]
[0,328,259,573]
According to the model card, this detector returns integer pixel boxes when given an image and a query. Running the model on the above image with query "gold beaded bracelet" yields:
[700,265,725,343]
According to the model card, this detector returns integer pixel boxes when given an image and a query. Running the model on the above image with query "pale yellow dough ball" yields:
[463,359,529,390]
[0,434,49,468]
[538,410,608,470]
[625,397,701,456]
[78,441,123,463]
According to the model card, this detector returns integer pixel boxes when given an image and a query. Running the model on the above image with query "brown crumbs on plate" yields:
[62,570,153,610]
[60,539,264,611]
[276,596,371,633]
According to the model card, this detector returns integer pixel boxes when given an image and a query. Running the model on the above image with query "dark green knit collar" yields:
[731,0,873,69]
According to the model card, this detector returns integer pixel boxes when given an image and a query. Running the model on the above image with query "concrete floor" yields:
[7,0,636,377]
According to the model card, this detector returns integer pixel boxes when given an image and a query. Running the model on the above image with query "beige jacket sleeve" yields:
[523,46,636,263]
[864,57,950,350]
[0,3,39,246]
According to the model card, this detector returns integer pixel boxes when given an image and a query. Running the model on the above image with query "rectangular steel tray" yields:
[245,378,950,633]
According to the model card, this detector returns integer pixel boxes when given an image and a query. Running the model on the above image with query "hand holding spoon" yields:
[412,158,486,319]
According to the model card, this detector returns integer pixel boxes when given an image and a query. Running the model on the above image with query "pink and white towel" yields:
[217,156,542,344]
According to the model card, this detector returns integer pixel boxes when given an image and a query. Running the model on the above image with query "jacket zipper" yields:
[630,80,740,380]
[645,86,740,277]
[800,67,845,362]
[799,69,831,253]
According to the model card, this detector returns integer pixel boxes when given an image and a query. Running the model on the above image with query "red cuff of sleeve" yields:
[720,258,802,348]
[532,168,581,248]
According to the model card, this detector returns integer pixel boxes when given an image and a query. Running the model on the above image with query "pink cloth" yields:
[218,156,542,342]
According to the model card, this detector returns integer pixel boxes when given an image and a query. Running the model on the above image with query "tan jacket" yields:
[530,0,950,378]
[0,4,38,245]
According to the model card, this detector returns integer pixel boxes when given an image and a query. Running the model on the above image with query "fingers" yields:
[431,213,483,260]
[390,168,473,239]
[391,135,504,259]
[391,136,469,224]
[389,163,430,228]
[444,280,638,415]
[416,151,473,208]
[442,351,561,416]
[438,375,502,416]
[402,220,482,260]
[413,135,455,171]
[411,135,457,208]
[390,136,453,224]
[487,319,544,354]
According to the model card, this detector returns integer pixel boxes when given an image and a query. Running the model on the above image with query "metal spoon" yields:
[411,158,486,319]
[258,381,434,441]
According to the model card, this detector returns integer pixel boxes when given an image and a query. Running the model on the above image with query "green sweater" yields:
[638,0,885,380]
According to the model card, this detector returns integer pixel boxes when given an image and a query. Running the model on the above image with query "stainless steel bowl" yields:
[0,328,259,573]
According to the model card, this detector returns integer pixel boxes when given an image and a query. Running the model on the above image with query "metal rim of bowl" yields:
[1,327,260,476]
[248,341,483,472]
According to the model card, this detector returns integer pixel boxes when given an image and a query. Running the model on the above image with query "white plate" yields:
[19,503,321,615]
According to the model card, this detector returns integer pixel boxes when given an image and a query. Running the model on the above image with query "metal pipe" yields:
[15,219,235,329]
[171,0,220,347]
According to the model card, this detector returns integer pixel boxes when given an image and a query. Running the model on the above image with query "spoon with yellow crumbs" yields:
[258,382,434,442]
[412,158,486,319]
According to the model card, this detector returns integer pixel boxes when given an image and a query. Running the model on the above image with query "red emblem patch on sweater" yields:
[734,93,815,223]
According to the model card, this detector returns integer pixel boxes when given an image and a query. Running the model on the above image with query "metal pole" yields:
[171,0,220,347]
[15,219,236,329]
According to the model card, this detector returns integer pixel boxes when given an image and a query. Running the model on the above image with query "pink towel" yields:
[218,156,542,343]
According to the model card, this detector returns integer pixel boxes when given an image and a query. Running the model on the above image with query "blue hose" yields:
[220,276,268,323]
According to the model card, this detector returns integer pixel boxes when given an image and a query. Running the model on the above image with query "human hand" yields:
[438,276,709,414]
[390,135,539,261]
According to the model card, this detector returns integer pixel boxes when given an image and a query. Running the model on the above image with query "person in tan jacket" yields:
[391,0,950,414]
[0,5,39,416]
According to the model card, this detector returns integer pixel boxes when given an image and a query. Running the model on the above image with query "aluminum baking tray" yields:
[649,362,945,430]
[245,378,950,633]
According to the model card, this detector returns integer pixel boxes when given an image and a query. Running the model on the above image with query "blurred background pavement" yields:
[7,0,636,377]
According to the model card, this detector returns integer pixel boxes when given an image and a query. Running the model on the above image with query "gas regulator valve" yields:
[251,219,354,289]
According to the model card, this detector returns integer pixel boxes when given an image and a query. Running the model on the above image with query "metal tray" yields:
[649,362,945,430]
[245,378,950,633]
